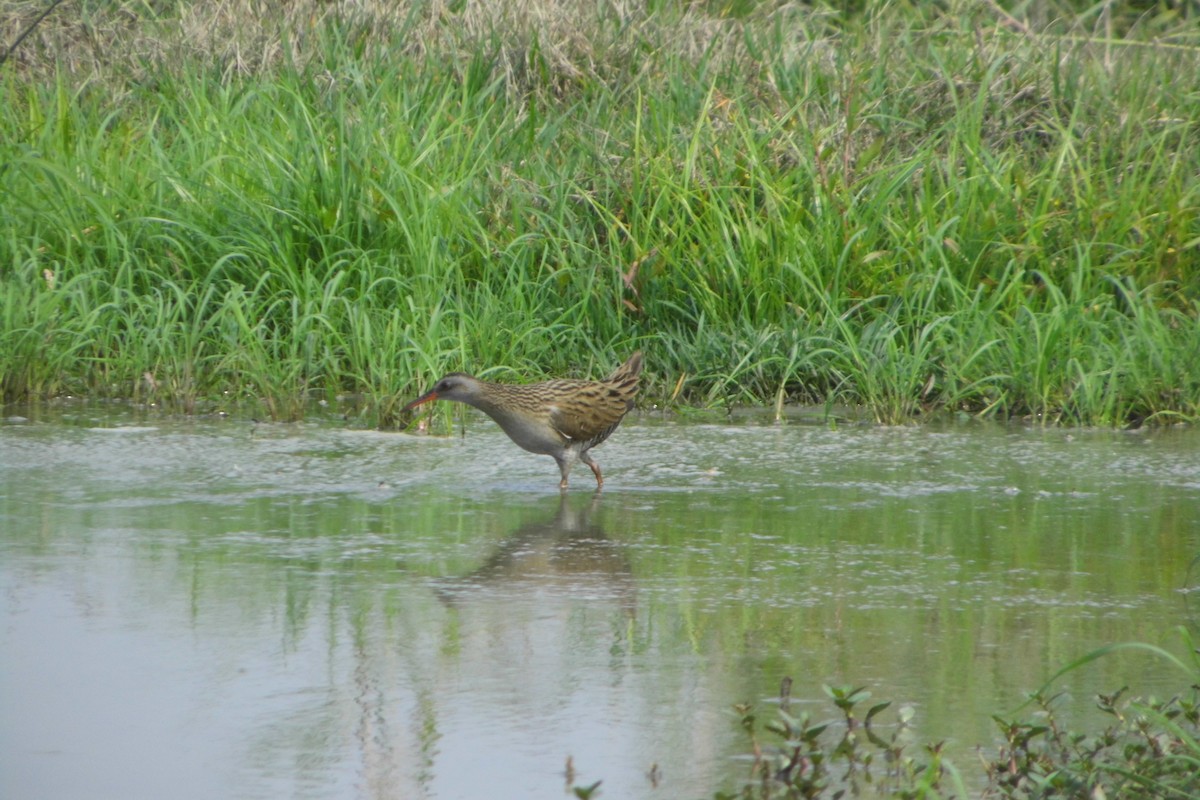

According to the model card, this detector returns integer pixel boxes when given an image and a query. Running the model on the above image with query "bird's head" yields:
[402,373,480,412]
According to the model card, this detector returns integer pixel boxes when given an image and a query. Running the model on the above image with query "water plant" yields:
[719,631,1200,799]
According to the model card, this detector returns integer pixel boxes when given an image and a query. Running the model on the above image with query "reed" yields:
[2,0,1198,424]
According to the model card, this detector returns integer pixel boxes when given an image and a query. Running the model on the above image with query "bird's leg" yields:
[580,451,604,489]
[555,455,571,491]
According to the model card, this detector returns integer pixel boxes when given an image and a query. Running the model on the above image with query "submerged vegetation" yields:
[2,0,1199,425]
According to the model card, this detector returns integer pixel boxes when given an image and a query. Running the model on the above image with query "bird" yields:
[402,352,643,490]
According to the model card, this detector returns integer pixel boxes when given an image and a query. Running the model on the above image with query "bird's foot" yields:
[586,461,604,490]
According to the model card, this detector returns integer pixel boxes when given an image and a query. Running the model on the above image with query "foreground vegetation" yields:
[2,0,1199,425]
[698,637,1200,799]
[707,678,1200,799]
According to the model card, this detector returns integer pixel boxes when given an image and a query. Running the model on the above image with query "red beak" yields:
[401,390,438,413]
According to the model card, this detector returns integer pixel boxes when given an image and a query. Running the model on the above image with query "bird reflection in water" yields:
[429,492,636,617]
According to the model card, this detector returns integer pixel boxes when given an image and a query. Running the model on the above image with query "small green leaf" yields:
[866,701,892,724]
[573,779,602,799]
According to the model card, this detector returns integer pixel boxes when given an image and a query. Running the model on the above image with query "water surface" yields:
[2,406,1197,799]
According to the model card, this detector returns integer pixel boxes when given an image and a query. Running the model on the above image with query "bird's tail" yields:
[605,351,643,394]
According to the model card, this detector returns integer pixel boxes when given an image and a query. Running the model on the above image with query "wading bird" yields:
[403,352,643,490]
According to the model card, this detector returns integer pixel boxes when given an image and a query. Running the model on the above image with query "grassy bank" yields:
[2,0,1199,425]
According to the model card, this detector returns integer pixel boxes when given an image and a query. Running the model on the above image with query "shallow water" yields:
[2,405,1198,799]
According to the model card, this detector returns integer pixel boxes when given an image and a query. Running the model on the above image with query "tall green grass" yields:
[2,0,1199,424]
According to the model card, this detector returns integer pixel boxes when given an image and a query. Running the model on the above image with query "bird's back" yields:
[548,351,642,447]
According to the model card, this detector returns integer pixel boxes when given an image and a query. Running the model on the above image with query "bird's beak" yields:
[402,390,438,413]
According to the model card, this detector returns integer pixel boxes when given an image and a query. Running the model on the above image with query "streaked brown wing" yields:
[548,383,632,444]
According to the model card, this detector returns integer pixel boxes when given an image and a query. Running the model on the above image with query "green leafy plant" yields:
[719,631,1200,798]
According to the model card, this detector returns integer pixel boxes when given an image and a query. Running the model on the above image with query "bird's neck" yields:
[461,381,527,418]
